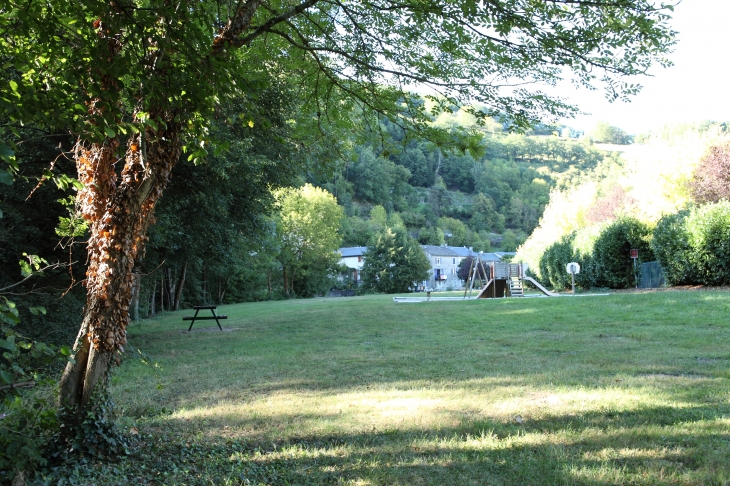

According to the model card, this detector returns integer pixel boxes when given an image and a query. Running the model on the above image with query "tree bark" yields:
[173,260,187,311]
[150,275,157,317]
[55,0,273,437]
[283,266,289,298]
[218,276,231,304]
[202,262,208,304]
[59,116,181,412]
[166,266,176,311]
[130,272,141,322]
[160,272,165,312]
[267,270,272,299]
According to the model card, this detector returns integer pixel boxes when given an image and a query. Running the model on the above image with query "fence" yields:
[639,261,665,289]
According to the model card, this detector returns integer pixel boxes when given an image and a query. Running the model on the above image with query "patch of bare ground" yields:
[180,327,241,333]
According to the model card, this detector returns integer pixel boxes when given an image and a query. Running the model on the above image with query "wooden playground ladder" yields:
[508,264,524,297]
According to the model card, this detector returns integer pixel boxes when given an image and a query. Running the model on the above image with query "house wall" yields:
[425,253,464,290]
[339,255,364,283]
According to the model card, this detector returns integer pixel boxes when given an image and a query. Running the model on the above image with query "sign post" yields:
[630,249,639,288]
[566,262,580,294]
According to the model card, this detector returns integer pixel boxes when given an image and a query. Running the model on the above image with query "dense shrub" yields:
[686,201,730,284]
[1,297,66,483]
[537,224,601,290]
[568,225,602,289]
[537,217,654,290]
[591,217,655,288]
[652,202,730,286]
[651,210,696,285]
[539,233,575,290]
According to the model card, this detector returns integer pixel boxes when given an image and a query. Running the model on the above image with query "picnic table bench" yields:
[183,305,227,331]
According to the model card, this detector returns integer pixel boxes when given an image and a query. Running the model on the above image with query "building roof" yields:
[420,245,461,257]
[339,246,368,257]
[447,246,477,257]
[481,252,503,261]
[338,246,515,262]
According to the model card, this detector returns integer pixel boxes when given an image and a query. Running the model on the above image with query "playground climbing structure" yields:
[464,255,558,298]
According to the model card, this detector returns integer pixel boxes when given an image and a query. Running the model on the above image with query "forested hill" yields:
[319,116,624,252]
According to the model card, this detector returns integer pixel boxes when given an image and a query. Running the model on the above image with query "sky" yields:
[556,0,730,135]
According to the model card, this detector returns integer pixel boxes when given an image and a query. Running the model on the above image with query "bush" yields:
[537,225,601,291]
[570,225,603,289]
[591,217,655,288]
[539,233,575,290]
[537,218,654,290]
[651,209,696,285]
[652,202,730,286]
[1,297,67,482]
[686,201,730,285]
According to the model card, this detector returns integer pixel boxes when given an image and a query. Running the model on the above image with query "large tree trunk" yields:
[55,0,268,438]
[59,117,181,413]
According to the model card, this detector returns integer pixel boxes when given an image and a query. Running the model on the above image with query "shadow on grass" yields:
[53,404,729,485]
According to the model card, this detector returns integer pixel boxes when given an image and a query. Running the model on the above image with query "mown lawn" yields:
[41,291,730,485]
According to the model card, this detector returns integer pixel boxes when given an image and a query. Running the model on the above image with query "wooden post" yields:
[464,257,476,299]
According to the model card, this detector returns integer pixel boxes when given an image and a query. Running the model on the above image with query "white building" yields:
[338,246,367,284]
[338,244,514,291]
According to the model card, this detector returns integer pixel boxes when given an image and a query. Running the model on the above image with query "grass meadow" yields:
[45,290,730,485]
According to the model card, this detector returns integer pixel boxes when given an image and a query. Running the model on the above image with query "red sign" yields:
[630,249,638,259]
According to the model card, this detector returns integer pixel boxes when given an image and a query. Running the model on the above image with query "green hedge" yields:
[653,201,730,285]
[651,209,695,285]
[539,233,575,290]
[689,202,730,284]
[538,217,654,290]
[591,217,655,288]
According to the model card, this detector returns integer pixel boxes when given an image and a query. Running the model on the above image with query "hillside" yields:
[321,121,622,252]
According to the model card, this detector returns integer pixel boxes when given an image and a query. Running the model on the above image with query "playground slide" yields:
[475,279,494,299]
[523,277,560,297]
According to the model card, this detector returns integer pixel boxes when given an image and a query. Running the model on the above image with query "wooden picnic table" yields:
[183,305,227,331]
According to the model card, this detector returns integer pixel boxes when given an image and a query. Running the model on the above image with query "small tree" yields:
[457,256,489,283]
[689,143,730,204]
[591,122,631,144]
[275,185,344,298]
[361,227,430,293]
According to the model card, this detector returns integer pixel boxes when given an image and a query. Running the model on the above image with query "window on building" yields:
[358,256,362,262]
[453,258,456,264]
[436,257,441,264]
